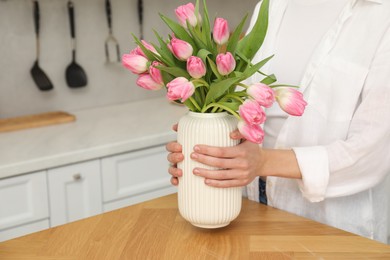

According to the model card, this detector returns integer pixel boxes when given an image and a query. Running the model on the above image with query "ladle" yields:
[65,0,87,88]
[30,0,53,91]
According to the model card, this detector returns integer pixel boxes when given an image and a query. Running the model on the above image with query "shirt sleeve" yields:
[293,26,390,202]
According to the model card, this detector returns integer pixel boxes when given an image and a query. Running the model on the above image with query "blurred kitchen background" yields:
[0,0,258,118]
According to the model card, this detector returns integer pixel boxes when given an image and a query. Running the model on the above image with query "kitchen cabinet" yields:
[0,171,49,242]
[0,145,176,241]
[48,160,102,227]
[101,145,176,212]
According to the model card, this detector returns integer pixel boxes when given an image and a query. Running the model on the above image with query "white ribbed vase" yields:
[177,111,242,228]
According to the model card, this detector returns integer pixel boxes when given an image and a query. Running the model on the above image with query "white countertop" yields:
[0,97,187,179]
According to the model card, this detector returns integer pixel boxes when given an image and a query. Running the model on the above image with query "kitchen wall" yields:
[0,0,258,118]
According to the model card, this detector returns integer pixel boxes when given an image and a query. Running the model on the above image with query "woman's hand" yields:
[166,124,183,186]
[191,130,264,188]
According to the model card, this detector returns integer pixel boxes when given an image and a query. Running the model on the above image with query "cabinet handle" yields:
[73,173,82,181]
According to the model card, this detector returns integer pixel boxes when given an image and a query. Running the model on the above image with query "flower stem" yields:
[201,103,241,120]
[237,82,250,89]
[189,97,202,112]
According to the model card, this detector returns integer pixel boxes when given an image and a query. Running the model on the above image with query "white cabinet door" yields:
[0,171,49,241]
[47,160,102,227]
[101,146,176,210]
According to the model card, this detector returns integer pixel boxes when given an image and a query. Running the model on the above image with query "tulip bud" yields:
[122,54,148,74]
[175,3,200,28]
[213,18,230,45]
[239,100,266,126]
[130,40,157,58]
[149,61,164,86]
[187,56,206,79]
[247,83,275,108]
[166,77,195,102]
[237,121,264,144]
[274,88,307,116]
[216,52,236,76]
[136,74,164,91]
[168,38,193,61]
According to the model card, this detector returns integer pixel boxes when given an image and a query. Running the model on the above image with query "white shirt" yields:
[246,0,390,244]
[264,0,349,148]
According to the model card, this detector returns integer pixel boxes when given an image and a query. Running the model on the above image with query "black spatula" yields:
[65,0,87,88]
[30,0,53,91]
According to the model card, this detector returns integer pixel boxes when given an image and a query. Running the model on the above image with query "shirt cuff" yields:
[292,146,330,202]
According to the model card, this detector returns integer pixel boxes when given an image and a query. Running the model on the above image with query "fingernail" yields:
[191,153,198,159]
[194,146,200,152]
[193,168,200,175]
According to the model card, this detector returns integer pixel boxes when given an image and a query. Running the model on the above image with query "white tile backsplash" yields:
[0,0,258,118]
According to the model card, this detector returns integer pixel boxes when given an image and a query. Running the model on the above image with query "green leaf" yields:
[202,0,217,55]
[204,77,242,105]
[197,49,212,63]
[161,71,174,85]
[218,101,241,112]
[155,65,190,79]
[237,0,269,60]
[183,99,196,111]
[206,56,222,81]
[261,74,277,85]
[187,23,208,50]
[226,14,248,55]
[159,14,197,51]
[241,54,274,80]
[153,30,175,66]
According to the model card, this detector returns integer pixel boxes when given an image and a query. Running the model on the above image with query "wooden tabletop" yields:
[1,194,389,259]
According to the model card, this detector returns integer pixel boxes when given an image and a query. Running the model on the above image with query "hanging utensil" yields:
[65,0,87,88]
[137,0,143,40]
[104,0,121,63]
[30,0,53,91]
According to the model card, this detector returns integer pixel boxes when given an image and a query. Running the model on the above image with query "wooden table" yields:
[1,194,389,259]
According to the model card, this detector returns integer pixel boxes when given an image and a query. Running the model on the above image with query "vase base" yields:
[191,222,230,229]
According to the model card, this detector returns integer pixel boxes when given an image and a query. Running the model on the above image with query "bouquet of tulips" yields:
[122,0,307,143]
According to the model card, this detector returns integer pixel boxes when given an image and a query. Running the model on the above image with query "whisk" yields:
[104,0,120,63]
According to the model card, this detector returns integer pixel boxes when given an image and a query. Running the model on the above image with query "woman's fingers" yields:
[166,141,182,153]
[193,168,241,180]
[170,177,179,186]
[230,130,244,140]
[167,152,184,164]
[191,152,242,169]
[193,144,241,159]
[204,178,247,188]
[168,165,182,177]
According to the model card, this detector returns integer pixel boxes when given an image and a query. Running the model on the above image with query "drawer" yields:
[101,146,173,203]
[48,160,102,227]
[0,171,49,231]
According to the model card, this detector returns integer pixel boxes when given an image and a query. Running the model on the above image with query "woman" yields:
[166,0,390,244]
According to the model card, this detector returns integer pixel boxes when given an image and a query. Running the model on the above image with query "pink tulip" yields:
[247,83,275,108]
[237,121,264,144]
[122,54,148,74]
[175,3,200,28]
[168,38,193,61]
[187,56,206,79]
[213,18,230,45]
[130,40,157,58]
[136,74,164,91]
[274,88,307,116]
[216,52,236,76]
[149,61,164,86]
[239,100,266,126]
[166,77,195,102]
